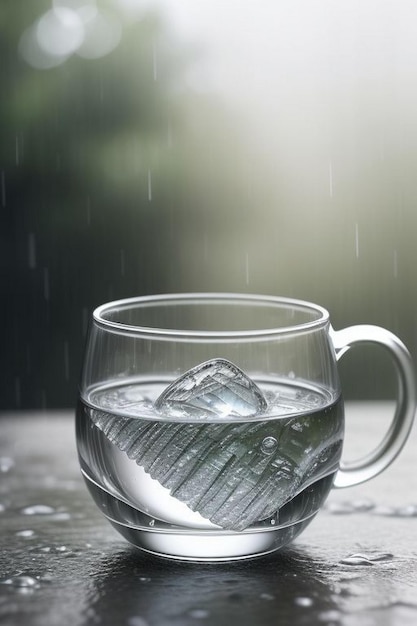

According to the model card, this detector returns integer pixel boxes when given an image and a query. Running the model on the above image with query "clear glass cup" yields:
[76,293,416,561]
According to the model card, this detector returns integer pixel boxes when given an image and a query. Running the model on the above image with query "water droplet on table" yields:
[340,554,374,566]
[396,504,417,517]
[21,504,56,516]
[1,575,40,590]
[318,609,341,623]
[295,596,314,607]
[127,618,149,626]
[0,457,15,473]
[340,552,394,566]
[15,530,35,538]
[260,593,275,601]
[350,498,374,512]
[372,505,398,517]
[188,609,210,619]
[326,501,355,515]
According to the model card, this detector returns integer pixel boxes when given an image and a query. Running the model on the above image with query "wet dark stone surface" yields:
[1,404,417,626]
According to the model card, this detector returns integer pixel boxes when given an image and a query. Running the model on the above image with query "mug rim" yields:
[93,293,330,338]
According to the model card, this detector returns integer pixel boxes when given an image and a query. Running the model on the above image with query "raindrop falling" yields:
[15,376,21,408]
[152,41,158,81]
[354,223,359,258]
[167,122,173,149]
[393,249,398,279]
[86,196,91,225]
[26,344,32,375]
[41,389,47,410]
[120,249,125,276]
[15,136,20,166]
[43,268,50,301]
[82,307,89,336]
[147,169,152,201]
[328,160,333,198]
[64,341,70,381]
[245,253,250,285]
[28,233,37,269]
[1,170,5,206]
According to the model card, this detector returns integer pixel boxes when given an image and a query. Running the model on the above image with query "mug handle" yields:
[330,325,416,488]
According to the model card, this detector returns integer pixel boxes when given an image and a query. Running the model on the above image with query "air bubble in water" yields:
[261,436,278,455]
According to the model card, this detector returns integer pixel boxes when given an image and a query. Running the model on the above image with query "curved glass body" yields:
[76,293,415,561]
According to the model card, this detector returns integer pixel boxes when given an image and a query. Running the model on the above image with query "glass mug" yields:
[76,293,416,561]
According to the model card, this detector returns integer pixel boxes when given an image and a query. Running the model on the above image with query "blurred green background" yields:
[1,0,417,409]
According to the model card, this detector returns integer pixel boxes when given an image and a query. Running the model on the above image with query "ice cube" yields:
[154,358,268,419]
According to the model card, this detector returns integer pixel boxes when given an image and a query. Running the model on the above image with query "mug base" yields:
[108,516,316,562]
